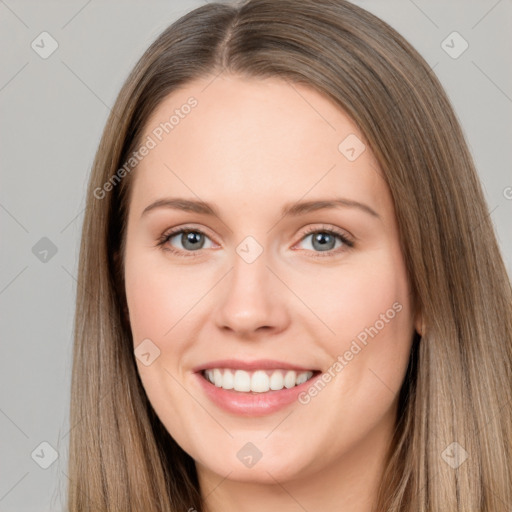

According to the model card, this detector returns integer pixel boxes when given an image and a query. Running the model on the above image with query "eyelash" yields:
[156,224,355,259]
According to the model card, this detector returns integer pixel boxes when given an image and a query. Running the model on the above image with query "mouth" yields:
[192,359,323,415]
[200,368,322,394]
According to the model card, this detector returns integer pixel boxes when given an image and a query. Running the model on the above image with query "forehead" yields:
[129,74,388,219]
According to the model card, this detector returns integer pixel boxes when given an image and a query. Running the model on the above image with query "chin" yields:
[195,445,311,484]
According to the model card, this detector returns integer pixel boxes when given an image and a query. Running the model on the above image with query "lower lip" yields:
[194,371,321,417]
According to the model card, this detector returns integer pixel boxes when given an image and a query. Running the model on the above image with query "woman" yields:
[68,0,512,510]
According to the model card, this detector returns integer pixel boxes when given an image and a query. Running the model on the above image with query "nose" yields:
[213,246,290,338]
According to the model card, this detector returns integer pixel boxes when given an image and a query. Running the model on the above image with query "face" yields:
[123,74,419,486]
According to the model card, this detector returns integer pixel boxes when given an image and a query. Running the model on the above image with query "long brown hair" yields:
[68,0,512,510]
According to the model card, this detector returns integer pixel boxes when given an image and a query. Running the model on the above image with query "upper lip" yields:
[192,359,319,373]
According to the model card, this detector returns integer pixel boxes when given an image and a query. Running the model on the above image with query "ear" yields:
[414,310,425,337]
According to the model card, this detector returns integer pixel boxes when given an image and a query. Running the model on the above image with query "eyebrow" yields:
[141,197,380,220]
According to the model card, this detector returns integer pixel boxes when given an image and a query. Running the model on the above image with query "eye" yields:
[156,227,215,257]
[156,224,354,258]
[294,225,354,257]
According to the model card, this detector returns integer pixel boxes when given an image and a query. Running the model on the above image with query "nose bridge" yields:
[231,239,270,294]
[213,235,287,335]
[229,237,273,307]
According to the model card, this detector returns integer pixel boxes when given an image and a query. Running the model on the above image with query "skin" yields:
[123,74,421,512]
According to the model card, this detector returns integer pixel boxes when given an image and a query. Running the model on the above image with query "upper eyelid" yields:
[300,223,354,239]
[163,224,218,244]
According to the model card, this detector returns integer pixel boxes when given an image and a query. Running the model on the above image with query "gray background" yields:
[1,1,511,510]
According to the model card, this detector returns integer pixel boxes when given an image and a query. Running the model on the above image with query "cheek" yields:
[125,269,177,341]
[123,251,204,443]
[317,249,414,397]
[296,246,412,337]
[289,251,414,458]
[330,265,411,341]
[124,249,208,345]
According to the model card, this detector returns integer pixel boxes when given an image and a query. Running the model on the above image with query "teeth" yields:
[269,371,284,390]
[222,369,234,389]
[234,370,251,391]
[251,370,269,392]
[203,368,315,392]
[213,369,223,387]
[284,370,296,389]
[295,371,310,385]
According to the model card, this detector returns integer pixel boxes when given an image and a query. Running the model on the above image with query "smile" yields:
[202,368,317,393]
[194,363,323,416]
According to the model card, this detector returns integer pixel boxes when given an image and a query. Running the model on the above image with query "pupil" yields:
[184,232,203,250]
[313,232,334,251]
